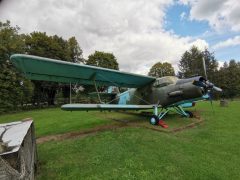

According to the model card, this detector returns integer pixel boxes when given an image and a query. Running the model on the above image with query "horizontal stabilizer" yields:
[61,104,155,111]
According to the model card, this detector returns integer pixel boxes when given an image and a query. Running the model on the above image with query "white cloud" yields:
[182,0,240,32]
[0,0,208,74]
[217,61,224,69]
[180,12,186,21]
[212,36,240,50]
[178,0,190,5]
[189,39,209,50]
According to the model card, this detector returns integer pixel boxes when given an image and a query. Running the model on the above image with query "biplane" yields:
[10,54,222,127]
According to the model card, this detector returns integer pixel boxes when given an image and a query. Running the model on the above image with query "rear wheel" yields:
[149,115,159,125]
[185,111,193,118]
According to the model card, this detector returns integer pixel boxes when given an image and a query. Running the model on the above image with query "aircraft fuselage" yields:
[117,76,205,107]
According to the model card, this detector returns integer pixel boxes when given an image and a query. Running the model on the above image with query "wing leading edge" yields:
[61,104,155,111]
[10,54,156,88]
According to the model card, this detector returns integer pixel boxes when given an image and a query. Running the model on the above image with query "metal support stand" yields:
[154,106,158,116]
[174,106,189,117]
[93,80,102,103]
[70,82,72,104]
[158,109,170,119]
[152,105,189,120]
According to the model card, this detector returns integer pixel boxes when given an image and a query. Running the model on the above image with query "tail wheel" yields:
[150,115,159,125]
[185,111,194,118]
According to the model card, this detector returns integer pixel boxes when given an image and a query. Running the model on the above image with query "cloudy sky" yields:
[0,0,239,74]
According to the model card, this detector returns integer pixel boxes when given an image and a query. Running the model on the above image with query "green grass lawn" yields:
[0,108,116,137]
[0,101,240,179]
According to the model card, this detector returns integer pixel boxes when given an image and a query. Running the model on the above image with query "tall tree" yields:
[179,46,218,81]
[86,51,119,70]
[85,51,119,94]
[217,60,240,99]
[68,37,84,63]
[0,21,33,113]
[148,62,175,78]
[25,32,83,105]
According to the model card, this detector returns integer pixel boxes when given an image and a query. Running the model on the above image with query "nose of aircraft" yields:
[192,78,222,93]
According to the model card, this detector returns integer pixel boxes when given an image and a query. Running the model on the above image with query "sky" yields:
[0,0,239,75]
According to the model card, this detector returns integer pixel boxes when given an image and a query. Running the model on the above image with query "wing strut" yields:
[70,82,72,103]
[92,74,102,103]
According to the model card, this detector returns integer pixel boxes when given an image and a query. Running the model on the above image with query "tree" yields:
[84,51,119,94]
[25,32,83,105]
[148,62,175,78]
[86,51,119,70]
[217,60,240,99]
[0,21,33,113]
[178,46,218,81]
[68,37,84,63]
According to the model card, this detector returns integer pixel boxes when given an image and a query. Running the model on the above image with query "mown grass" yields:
[1,101,240,179]
[0,108,115,137]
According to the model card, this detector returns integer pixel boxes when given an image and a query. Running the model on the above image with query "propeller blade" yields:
[193,80,207,88]
[213,86,222,92]
[205,81,222,92]
[202,57,207,80]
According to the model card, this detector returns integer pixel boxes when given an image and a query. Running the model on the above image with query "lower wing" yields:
[61,104,155,111]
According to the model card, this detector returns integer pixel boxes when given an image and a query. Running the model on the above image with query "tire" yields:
[149,115,159,125]
[185,111,193,118]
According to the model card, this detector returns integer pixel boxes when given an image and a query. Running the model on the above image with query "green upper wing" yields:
[10,54,156,88]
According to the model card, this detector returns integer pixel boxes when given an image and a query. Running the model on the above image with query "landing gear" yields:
[149,115,159,125]
[149,106,169,127]
[149,105,194,126]
[174,106,194,118]
[185,110,193,118]
[149,115,168,128]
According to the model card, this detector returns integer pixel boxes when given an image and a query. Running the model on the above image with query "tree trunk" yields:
[47,89,56,105]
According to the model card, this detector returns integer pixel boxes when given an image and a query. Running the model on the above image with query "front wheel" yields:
[149,115,159,125]
[185,111,194,118]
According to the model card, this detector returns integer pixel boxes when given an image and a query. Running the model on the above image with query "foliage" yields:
[0,21,33,113]
[178,46,218,81]
[85,51,119,94]
[68,37,84,63]
[86,51,119,70]
[217,60,240,99]
[25,32,84,105]
[148,62,175,77]
[25,32,82,62]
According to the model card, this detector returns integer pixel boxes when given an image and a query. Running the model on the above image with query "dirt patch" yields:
[37,112,204,144]
[36,124,128,144]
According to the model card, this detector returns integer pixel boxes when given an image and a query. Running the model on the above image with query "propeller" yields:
[202,57,208,80]
[202,56,222,112]
[205,81,222,92]
[192,79,222,92]
[213,86,222,92]
[193,57,222,91]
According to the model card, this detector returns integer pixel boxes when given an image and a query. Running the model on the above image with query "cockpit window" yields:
[153,76,178,87]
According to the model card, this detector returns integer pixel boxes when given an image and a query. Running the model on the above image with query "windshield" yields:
[153,76,178,87]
